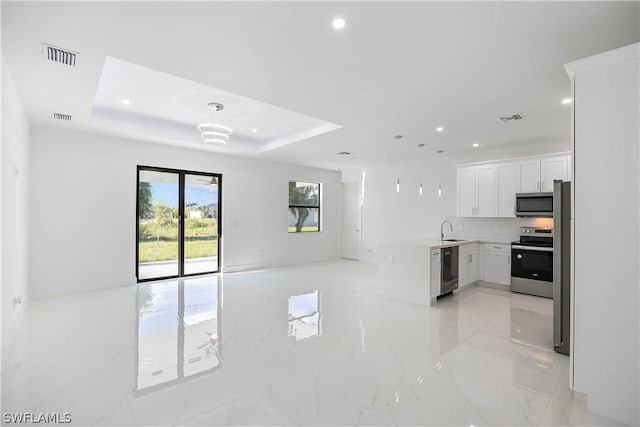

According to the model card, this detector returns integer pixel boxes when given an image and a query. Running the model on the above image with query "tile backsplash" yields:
[445,216,553,242]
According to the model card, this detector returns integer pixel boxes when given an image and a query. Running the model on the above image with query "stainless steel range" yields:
[511,227,554,298]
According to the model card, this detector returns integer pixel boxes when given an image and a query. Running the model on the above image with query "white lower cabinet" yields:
[430,249,441,300]
[482,243,511,286]
[458,243,479,287]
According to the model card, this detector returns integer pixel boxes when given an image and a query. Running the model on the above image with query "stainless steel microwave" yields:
[515,192,553,217]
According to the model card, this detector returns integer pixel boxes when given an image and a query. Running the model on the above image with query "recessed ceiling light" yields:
[472,143,480,147]
[332,18,346,30]
[121,99,130,105]
[436,127,444,132]
[561,98,572,105]
[251,128,258,133]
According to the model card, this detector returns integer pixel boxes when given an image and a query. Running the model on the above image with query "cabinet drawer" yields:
[484,243,510,253]
[460,243,478,255]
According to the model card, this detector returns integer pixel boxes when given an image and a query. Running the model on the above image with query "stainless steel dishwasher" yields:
[440,246,459,297]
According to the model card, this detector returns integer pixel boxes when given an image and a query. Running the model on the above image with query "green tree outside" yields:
[289,182,319,232]
[138,182,153,219]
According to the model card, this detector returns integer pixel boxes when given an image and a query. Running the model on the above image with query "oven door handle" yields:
[511,245,554,252]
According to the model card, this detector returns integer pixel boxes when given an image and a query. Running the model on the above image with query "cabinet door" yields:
[541,156,569,192]
[496,163,517,217]
[476,165,496,217]
[485,252,511,285]
[517,160,541,193]
[430,251,441,299]
[457,167,476,216]
[458,252,469,286]
[467,249,479,284]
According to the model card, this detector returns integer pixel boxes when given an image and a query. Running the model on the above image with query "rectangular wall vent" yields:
[498,113,525,123]
[42,43,78,67]
[51,112,72,121]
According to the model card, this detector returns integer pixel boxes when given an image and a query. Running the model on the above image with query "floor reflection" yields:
[288,290,321,341]
[137,275,221,393]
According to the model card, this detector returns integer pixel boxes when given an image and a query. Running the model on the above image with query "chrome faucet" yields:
[440,220,454,241]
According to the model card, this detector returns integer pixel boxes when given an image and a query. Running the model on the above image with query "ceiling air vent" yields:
[336,151,351,156]
[498,113,525,123]
[42,43,78,67]
[51,112,72,121]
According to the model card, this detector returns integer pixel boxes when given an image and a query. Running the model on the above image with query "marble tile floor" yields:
[1,260,624,426]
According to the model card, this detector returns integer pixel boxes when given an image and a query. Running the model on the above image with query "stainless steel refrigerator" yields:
[553,180,571,355]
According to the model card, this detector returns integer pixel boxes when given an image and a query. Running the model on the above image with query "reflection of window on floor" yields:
[288,290,321,341]
[137,276,221,392]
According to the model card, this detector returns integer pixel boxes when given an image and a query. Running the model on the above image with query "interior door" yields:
[341,181,361,260]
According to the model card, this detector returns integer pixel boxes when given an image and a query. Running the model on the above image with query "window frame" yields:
[288,180,321,233]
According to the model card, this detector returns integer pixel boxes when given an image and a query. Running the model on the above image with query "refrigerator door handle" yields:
[553,180,563,348]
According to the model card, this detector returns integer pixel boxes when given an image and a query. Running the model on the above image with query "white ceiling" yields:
[2,2,639,170]
[92,56,341,154]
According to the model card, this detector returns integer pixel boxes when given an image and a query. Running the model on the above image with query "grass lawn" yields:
[138,218,218,262]
[288,226,320,233]
[138,239,218,263]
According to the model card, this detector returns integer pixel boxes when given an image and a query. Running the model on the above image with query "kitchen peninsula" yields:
[378,237,512,306]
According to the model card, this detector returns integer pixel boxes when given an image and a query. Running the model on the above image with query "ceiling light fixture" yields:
[198,102,232,144]
[436,127,444,132]
[332,18,346,30]
[121,99,130,105]
[561,98,573,105]
[251,128,258,133]
[472,143,479,147]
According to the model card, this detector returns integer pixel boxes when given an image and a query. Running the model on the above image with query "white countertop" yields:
[381,236,513,249]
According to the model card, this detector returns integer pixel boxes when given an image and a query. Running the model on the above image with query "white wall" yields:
[568,44,639,426]
[29,128,340,298]
[1,56,30,362]
[360,157,454,263]
[360,140,569,264]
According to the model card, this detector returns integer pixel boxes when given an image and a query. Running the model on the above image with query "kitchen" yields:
[378,153,569,325]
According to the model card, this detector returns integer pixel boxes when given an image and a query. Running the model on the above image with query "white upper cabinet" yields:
[476,165,497,217]
[456,153,570,218]
[496,163,517,217]
[517,159,541,193]
[456,165,497,217]
[457,167,477,217]
[540,156,569,192]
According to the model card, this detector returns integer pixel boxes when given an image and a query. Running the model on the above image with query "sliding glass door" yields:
[137,166,222,282]
[184,174,219,275]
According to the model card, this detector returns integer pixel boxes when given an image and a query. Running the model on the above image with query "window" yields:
[288,181,320,232]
